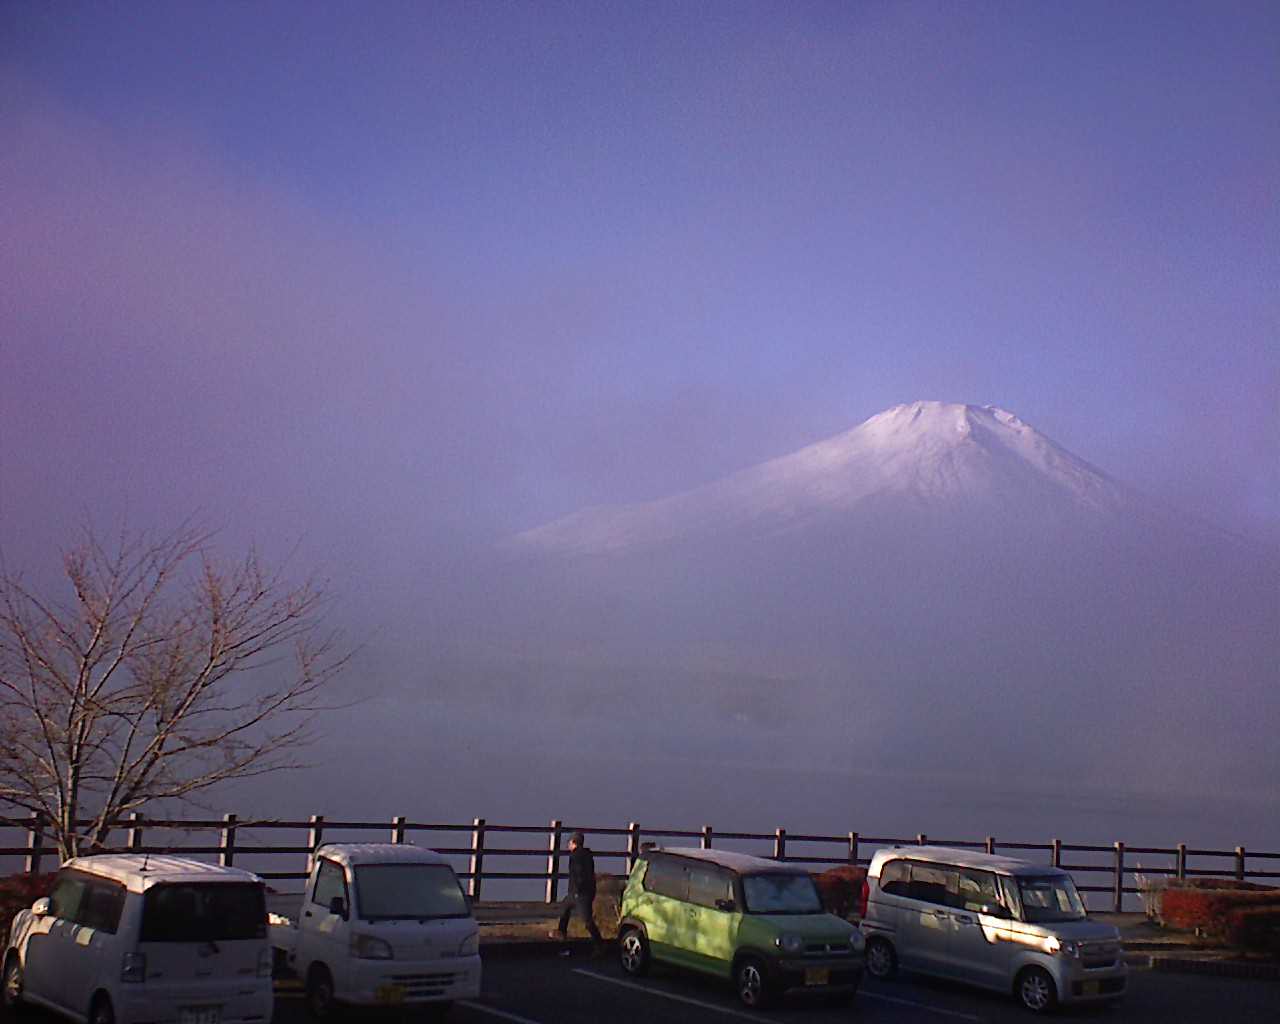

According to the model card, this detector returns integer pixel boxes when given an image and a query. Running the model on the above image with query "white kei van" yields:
[860,846,1126,1014]
[269,843,480,1019]
[3,854,274,1024]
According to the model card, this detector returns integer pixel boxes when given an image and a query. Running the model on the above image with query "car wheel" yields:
[307,964,339,1020]
[89,994,115,1024]
[734,956,772,1009]
[1016,966,1058,1014]
[2,954,25,1013]
[618,927,650,977]
[865,937,898,980]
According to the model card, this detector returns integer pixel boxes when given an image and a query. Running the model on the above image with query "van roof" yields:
[313,843,453,868]
[650,846,808,876]
[869,845,1067,877]
[63,854,263,892]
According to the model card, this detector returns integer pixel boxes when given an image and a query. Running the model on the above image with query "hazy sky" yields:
[4,0,1277,575]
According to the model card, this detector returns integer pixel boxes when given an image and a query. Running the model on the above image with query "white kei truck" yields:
[269,843,480,1020]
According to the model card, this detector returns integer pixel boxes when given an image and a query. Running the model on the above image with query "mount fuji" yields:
[514,402,1161,556]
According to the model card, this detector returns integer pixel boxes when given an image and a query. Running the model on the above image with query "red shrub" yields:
[1222,905,1280,956]
[812,865,867,919]
[1159,881,1280,941]
[0,872,57,933]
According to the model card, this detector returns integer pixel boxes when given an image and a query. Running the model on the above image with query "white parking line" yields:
[861,990,984,1021]
[572,969,783,1023]
[458,999,546,1024]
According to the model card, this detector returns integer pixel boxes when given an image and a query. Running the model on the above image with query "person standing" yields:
[550,831,604,955]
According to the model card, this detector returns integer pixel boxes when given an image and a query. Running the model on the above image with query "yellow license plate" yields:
[1083,981,1100,997]
[804,968,830,986]
[375,985,405,1005]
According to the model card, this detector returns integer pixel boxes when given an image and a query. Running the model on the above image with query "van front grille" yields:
[388,972,461,997]
[803,942,852,956]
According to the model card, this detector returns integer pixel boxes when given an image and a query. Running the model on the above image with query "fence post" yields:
[24,813,43,875]
[391,816,406,845]
[1113,842,1125,912]
[1176,843,1187,880]
[307,815,325,876]
[917,833,927,846]
[626,821,641,874]
[128,812,144,852]
[545,820,563,904]
[1235,846,1246,882]
[1052,838,1062,868]
[985,836,996,855]
[220,813,237,868]
[469,818,486,900]
[701,825,713,850]
[848,832,859,866]
[774,828,787,861]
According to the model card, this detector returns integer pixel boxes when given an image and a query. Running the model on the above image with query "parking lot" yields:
[268,951,1275,1024]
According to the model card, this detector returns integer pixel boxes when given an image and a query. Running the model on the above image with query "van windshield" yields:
[140,883,266,942]
[354,864,470,920]
[741,873,823,915]
[1017,875,1086,922]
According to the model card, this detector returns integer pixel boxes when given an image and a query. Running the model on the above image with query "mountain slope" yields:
[515,402,1139,555]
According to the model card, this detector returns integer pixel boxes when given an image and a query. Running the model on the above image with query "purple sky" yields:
[3,1,1277,571]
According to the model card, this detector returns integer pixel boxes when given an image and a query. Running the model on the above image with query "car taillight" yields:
[121,952,146,983]
[858,879,869,919]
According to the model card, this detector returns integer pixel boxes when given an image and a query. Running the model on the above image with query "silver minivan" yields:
[860,846,1126,1014]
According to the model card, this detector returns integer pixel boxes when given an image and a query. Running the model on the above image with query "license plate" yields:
[375,984,406,1005]
[1083,981,1100,997]
[179,1009,219,1024]
[804,968,830,986]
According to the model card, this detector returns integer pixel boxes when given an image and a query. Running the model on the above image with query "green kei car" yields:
[617,847,865,1009]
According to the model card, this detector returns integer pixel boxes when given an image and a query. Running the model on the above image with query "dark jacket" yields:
[568,845,596,899]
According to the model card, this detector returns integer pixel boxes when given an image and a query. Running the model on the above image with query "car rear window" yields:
[140,882,266,942]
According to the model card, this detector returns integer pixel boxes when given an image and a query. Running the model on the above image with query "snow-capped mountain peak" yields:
[514,401,1135,555]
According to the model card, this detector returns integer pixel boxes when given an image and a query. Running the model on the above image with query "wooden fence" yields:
[5,813,1278,913]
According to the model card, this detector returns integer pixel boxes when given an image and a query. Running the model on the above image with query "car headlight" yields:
[1045,936,1079,958]
[775,934,804,954]
[457,930,479,957]
[849,930,865,952]
[351,933,394,960]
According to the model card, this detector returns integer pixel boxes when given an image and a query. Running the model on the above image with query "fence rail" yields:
[5,813,1276,912]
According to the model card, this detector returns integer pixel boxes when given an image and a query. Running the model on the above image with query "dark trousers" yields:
[557,891,602,943]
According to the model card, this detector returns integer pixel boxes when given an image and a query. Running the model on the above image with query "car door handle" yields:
[953,915,974,924]
[304,911,313,918]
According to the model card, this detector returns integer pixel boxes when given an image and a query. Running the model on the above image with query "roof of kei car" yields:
[650,846,809,875]
[870,845,1069,877]
[63,854,263,892]
[313,842,453,869]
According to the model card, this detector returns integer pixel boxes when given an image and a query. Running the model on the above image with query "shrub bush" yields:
[812,865,867,919]
[0,872,57,932]
[1159,879,1280,941]
[1222,905,1280,956]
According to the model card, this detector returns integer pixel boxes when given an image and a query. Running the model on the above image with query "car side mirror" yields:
[980,903,1011,920]
[715,898,737,913]
[328,896,348,919]
[31,897,50,917]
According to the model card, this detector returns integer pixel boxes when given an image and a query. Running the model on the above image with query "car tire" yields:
[89,994,115,1024]
[618,927,650,977]
[734,955,773,1009]
[865,937,898,980]
[1015,966,1058,1014]
[2,954,25,1013]
[306,964,340,1020]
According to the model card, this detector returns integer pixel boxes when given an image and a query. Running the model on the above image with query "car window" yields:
[312,859,348,909]
[48,873,89,923]
[879,859,909,896]
[955,868,1002,912]
[641,857,687,900]
[686,864,735,909]
[140,883,266,942]
[80,879,127,933]
[741,873,823,914]
[907,863,955,906]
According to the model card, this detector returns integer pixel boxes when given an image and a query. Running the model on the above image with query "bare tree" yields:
[0,523,351,859]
